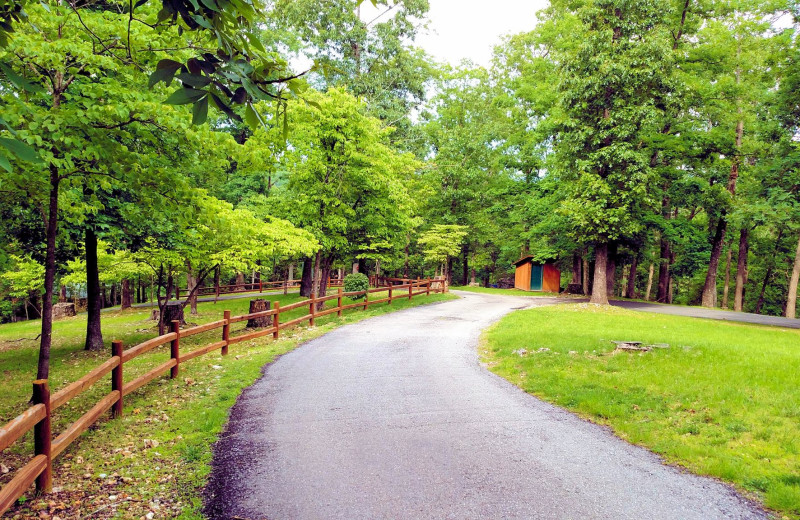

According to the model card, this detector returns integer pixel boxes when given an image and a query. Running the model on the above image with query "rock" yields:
[568,351,578,355]
[52,303,76,320]
[535,347,550,353]
[211,365,223,370]
[612,340,650,352]
[0,463,8,474]
[145,513,155,520]
[512,349,528,356]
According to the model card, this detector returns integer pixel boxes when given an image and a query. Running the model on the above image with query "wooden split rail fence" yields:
[0,279,445,516]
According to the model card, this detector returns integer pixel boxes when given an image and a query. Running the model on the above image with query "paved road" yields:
[610,299,800,329]
[204,292,767,520]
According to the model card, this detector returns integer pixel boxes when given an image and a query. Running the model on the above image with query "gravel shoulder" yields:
[204,291,769,520]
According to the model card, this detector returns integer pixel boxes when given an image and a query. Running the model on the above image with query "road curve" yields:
[204,292,767,520]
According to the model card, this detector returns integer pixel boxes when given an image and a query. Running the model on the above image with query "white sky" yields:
[362,0,550,67]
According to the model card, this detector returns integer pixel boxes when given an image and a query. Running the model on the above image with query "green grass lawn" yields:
[451,285,562,297]
[482,303,800,519]
[0,290,455,519]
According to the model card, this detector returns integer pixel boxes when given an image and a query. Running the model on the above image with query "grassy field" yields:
[0,290,455,519]
[450,285,562,297]
[481,303,800,519]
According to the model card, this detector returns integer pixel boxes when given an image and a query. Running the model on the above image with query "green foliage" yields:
[417,224,468,265]
[343,272,369,299]
[0,254,44,300]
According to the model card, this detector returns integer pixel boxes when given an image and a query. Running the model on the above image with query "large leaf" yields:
[244,103,263,129]
[149,59,183,88]
[192,95,209,125]
[177,72,212,88]
[164,87,207,105]
[0,61,44,93]
[0,137,41,163]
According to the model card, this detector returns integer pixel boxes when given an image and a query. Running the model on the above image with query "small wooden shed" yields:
[513,256,561,292]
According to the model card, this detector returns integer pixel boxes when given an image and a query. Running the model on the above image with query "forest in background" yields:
[1,0,799,375]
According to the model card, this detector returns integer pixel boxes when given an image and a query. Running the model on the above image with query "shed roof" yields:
[513,256,534,267]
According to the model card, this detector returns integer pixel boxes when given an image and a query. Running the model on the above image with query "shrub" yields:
[344,273,369,300]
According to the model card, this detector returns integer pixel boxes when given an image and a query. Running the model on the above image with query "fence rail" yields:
[0,279,446,516]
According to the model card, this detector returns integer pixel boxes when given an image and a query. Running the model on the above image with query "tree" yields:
[552,0,673,304]
[273,0,432,142]
[0,255,44,321]
[417,224,468,282]
[275,88,417,301]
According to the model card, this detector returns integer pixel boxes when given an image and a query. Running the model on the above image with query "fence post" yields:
[111,340,123,418]
[426,279,431,296]
[283,280,288,295]
[273,301,280,339]
[364,289,369,310]
[32,380,52,493]
[175,286,180,300]
[222,310,230,355]
[170,320,181,378]
[408,282,412,300]
[337,287,343,317]
[309,296,315,326]
[388,285,393,305]
[259,279,263,293]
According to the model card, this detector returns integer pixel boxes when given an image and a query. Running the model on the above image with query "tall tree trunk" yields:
[110,284,117,308]
[785,232,800,318]
[213,265,220,303]
[701,217,726,308]
[626,256,639,299]
[733,228,749,312]
[702,108,743,308]
[300,257,313,297]
[84,227,104,351]
[571,253,582,285]
[312,250,322,299]
[582,250,589,295]
[591,243,609,305]
[645,262,654,301]
[121,279,132,310]
[657,235,671,303]
[722,242,732,309]
[317,256,332,311]
[187,262,198,315]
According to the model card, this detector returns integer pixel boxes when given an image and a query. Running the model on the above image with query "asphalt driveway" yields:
[204,291,768,520]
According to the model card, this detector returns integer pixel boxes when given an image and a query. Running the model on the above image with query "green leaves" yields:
[164,88,207,105]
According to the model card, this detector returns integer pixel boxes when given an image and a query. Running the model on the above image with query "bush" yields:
[344,273,369,300]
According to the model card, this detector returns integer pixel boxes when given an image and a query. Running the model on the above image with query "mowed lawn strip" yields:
[451,286,561,297]
[0,290,455,519]
[482,304,800,519]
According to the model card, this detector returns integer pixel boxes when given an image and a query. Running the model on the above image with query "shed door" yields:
[530,264,543,291]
